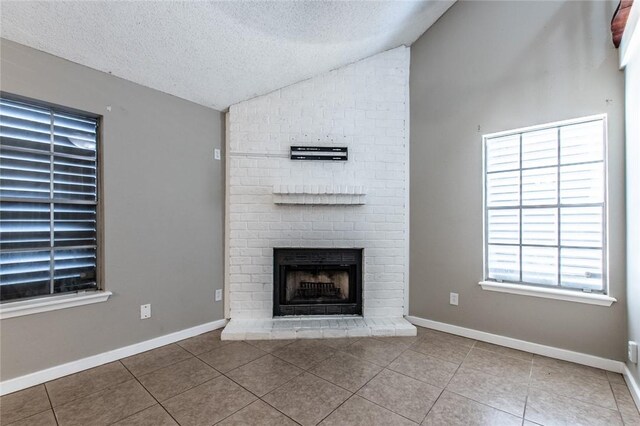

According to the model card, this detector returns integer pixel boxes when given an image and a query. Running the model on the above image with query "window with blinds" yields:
[0,97,99,302]
[483,116,607,293]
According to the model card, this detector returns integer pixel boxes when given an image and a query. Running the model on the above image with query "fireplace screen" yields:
[285,268,350,304]
[274,248,362,316]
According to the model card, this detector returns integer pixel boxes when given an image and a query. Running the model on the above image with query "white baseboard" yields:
[0,319,228,396]
[406,315,625,373]
[624,364,640,410]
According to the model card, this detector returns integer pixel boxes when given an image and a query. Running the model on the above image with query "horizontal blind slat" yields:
[0,97,98,301]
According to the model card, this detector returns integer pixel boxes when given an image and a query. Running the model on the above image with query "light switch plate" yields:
[140,304,151,319]
[214,149,221,160]
[215,289,223,302]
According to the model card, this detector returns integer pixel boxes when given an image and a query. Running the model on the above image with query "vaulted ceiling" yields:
[0,1,454,110]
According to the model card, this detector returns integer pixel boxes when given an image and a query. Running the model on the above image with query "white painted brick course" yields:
[227,47,409,320]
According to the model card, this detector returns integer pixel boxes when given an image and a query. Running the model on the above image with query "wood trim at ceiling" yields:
[612,0,634,48]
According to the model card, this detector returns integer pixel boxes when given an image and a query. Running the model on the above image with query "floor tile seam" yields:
[383,364,451,389]
[45,364,137,410]
[326,349,392,376]
[522,353,535,422]
[530,357,609,381]
[348,364,441,424]
[347,392,422,425]
[608,379,625,415]
[247,399,304,426]
[244,339,296,352]
[4,407,57,426]
[350,367,444,425]
[352,340,413,370]
[257,389,317,426]
[530,366,612,385]
[118,359,182,426]
[437,340,473,390]
[195,348,269,374]
[41,382,60,426]
[522,385,531,420]
[135,360,223,389]
[444,388,526,419]
[259,361,362,425]
[176,340,232,357]
[400,346,461,369]
[199,392,257,426]
[418,387,446,424]
[221,360,307,399]
[123,350,197,378]
[312,393,360,426]
[303,363,370,394]
[224,352,304,380]
[369,336,417,349]
[406,346,468,366]
[418,336,477,351]
[242,363,311,401]
[527,383,622,413]
[48,376,145,417]
[268,347,337,370]
[456,364,533,387]
[469,345,536,365]
[436,340,508,418]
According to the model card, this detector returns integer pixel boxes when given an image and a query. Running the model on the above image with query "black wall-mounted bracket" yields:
[290,146,348,161]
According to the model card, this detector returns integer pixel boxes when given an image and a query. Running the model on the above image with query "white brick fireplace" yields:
[222,47,415,339]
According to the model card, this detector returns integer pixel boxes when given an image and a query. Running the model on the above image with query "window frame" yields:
[481,114,610,296]
[0,92,105,307]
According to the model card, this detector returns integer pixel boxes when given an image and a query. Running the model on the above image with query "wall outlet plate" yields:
[629,341,638,363]
[450,292,459,306]
[214,148,221,160]
[140,304,151,319]
[215,289,223,302]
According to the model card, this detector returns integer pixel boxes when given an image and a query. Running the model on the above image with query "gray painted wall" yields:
[0,39,225,381]
[625,42,640,382]
[409,0,626,360]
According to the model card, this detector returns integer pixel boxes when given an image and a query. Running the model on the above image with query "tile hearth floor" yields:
[2,326,639,426]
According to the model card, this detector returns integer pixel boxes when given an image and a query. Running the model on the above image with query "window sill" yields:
[478,281,616,306]
[0,291,112,319]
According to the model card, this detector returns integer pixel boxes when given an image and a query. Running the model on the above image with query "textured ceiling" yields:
[0,1,454,110]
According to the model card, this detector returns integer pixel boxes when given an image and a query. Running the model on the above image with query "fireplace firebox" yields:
[273,248,362,316]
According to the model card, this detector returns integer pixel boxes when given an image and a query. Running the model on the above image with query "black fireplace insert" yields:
[273,248,362,316]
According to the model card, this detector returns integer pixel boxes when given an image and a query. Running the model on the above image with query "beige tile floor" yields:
[2,326,639,426]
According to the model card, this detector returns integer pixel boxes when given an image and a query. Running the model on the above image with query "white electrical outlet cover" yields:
[450,293,459,306]
[629,341,638,363]
[214,149,221,160]
[215,289,223,302]
[140,304,151,319]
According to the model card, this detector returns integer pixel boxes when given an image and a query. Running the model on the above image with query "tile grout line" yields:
[10,327,623,426]
[257,344,346,425]
[521,354,534,422]
[439,339,532,421]
[44,364,138,415]
[527,360,624,413]
[41,382,60,426]
[419,337,478,422]
[259,338,394,425]
[427,336,546,420]
[115,360,183,426]
[606,377,626,423]
[311,337,420,425]
[221,360,306,425]
[123,343,197,378]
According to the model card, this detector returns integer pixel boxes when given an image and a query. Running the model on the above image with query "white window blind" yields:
[0,97,98,302]
[483,116,607,293]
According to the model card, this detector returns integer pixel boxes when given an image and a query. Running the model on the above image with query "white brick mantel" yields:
[224,46,412,329]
